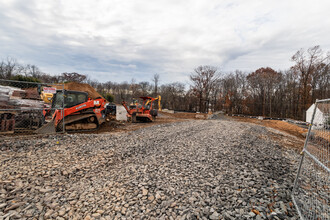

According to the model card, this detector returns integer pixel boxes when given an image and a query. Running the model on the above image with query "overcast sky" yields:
[1,0,330,84]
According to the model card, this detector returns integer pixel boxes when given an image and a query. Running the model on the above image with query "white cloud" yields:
[0,0,330,83]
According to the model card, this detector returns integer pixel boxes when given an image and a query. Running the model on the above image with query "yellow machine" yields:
[157,95,161,111]
[40,92,53,103]
[146,95,161,111]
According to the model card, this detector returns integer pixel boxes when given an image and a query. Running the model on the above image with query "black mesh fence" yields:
[0,79,65,137]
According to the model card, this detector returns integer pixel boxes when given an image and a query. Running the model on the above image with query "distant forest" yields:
[1,45,329,120]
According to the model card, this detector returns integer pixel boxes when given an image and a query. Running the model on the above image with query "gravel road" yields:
[0,120,299,219]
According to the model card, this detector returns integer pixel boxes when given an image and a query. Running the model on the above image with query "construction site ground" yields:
[0,112,304,219]
[232,117,307,139]
[89,113,308,151]
[87,112,207,134]
[231,117,306,151]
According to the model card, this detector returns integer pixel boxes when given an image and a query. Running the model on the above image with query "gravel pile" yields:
[0,120,299,219]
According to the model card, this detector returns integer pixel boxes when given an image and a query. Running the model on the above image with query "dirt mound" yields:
[234,117,308,139]
[263,120,307,138]
[55,82,103,99]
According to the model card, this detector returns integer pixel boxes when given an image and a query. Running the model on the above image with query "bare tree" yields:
[247,67,281,117]
[138,81,151,96]
[0,57,18,79]
[24,64,42,78]
[60,72,87,83]
[160,82,185,110]
[291,45,330,118]
[129,78,139,98]
[190,65,219,113]
[152,73,160,96]
[218,70,248,114]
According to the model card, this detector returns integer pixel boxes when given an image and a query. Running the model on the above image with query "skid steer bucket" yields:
[34,121,56,134]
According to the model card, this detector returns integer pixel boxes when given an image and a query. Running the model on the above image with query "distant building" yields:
[306,103,329,127]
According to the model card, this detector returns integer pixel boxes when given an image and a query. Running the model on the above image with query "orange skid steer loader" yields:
[36,90,110,133]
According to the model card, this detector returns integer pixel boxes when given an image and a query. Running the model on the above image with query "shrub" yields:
[10,75,42,88]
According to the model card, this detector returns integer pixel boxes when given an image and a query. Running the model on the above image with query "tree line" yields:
[1,45,329,120]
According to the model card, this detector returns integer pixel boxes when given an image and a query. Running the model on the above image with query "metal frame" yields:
[292,99,330,220]
[316,98,330,103]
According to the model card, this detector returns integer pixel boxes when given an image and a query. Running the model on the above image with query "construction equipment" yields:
[122,96,158,122]
[36,90,110,133]
[40,91,53,103]
[143,95,161,111]
[156,95,162,111]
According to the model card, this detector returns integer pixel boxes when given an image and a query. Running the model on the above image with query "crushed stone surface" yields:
[0,120,299,219]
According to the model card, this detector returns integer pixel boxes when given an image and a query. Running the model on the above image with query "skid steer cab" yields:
[36,90,108,133]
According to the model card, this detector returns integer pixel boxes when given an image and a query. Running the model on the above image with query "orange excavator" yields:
[122,96,158,122]
[36,90,110,133]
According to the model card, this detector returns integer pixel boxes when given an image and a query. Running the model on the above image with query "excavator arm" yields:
[121,101,131,115]
[145,96,161,111]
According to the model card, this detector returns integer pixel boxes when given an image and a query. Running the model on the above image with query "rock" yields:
[170,202,177,208]
[248,211,256,218]
[209,211,219,220]
[97,210,105,214]
[39,188,52,193]
[121,207,127,215]
[279,201,287,214]
[224,211,235,220]
[70,200,77,205]
[84,215,91,220]
[58,208,66,216]
[0,120,299,219]
[25,208,35,217]
[4,202,25,212]
[44,209,54,218]
[142,188,148,196]
[92,212,101,218]
[36,203,43,212]
[260,212,267,219]
[269,211,278,218]
[155,193,162,200]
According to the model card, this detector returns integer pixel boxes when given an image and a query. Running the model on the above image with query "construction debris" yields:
[0,86,45,133]
[0,86,43,109]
